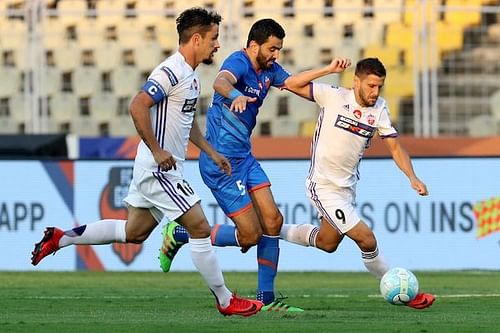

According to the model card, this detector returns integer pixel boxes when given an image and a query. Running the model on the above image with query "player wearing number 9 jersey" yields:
[279,57,435,309]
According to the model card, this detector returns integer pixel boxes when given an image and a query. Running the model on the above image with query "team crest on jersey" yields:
[161,66,179,86]
[264,76,271,89]
[99,167,142,265]
[353,109,362,119]
[367,114,376,125]
[334,114,375,138]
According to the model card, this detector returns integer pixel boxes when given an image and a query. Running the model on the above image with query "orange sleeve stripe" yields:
[248,182,271,193]
[227,202,253,218]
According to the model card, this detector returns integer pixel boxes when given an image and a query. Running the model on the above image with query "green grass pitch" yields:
[1,271,499,333]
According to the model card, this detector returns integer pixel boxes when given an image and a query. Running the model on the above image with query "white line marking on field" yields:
[367,294,500,298]
[14,293,500,300]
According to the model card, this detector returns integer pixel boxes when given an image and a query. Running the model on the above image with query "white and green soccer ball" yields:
[380,267,419,305]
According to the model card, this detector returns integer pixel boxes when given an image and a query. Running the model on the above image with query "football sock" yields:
[362,247,389,279]
[210,224,239,247]
[59,219,127,248]
[172,224,189,243]
[256,235,279,305]
[189,237,232,308]
[280,224,319,247]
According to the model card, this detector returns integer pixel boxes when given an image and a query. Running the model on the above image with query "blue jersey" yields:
[205,50,290,157]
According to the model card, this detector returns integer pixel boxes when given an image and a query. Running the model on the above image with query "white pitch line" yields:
[13,293,500,300]
[368,294,500,298]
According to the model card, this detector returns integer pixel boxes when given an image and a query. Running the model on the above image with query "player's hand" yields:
[411,178,428,196]
[210,151,232,176]
[327,57,351,74]
[230,95,257,113]
[154,149,177,171]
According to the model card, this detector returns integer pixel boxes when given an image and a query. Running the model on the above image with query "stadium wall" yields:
[0,158,498,272]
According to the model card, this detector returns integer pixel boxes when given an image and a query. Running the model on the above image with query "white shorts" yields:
[305,179,360,234]
[124,166,201,223]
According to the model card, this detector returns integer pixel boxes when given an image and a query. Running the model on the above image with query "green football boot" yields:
[159,222,184,272]
[260,299,304,313]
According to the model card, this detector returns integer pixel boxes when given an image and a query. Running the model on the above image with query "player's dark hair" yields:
[176,7,222,44]
[355,58,386,78]
[246,18,285,47]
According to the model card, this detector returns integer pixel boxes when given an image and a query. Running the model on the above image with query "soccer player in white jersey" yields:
[280,57,435,309]
[30,7,263,317]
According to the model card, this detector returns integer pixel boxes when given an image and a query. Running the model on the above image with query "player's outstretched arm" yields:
[284,57,351,99]
[129,91,177,171]
[384,137,428,196]
[213,71,256,113]
[189,116,231,176]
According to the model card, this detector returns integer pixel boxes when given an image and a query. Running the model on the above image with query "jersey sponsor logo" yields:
[342,104,350,112]
[244,85,260,97]
[161,66,179,86]
[181,98,197,113]
[334,115,375,138]
[99,167,143,265]
[353,109,362,119]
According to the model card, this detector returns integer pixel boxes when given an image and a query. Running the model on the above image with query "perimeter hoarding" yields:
[0,158,498,271]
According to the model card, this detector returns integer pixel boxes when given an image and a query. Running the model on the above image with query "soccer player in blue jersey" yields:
[159,18,350,312]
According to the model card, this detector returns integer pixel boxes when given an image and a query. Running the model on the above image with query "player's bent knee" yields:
[266,214,283,234]
[126,233,148,244]
[318,242,339,253]
[316,236,340,253]
[237,231,262,248]
[357,236,377,252]
[185,220,211,238]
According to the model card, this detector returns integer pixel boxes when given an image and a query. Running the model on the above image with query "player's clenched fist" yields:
[328,57,351,73]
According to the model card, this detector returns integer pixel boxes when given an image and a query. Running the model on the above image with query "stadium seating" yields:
[73,66,101,96]
[444,0,482,26]
[0,0,496,136]
[112,66,141,96]
[50,93,78,123]
[0,67,19,96]
[90,93,117,123]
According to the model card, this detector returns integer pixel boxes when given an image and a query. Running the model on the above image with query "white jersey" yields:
[134,51,200,175]
[308,83,398,187]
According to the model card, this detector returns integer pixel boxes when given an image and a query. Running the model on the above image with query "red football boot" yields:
[31,227,64,266]
[217,294,264,317]
[407,293,436,309]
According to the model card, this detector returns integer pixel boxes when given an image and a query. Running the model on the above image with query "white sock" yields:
[362,247,389,279]
[189,237,232,308]
[280,224,319,247]
[59,219,127,248]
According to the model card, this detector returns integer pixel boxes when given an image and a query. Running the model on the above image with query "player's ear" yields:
[353,75,361,89]
[192,32,201,45]
[248,40,259,53]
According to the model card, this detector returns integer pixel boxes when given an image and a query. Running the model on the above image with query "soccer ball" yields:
[380,267,419,305]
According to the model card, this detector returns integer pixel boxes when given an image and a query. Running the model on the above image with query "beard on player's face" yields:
[257,52,274,70]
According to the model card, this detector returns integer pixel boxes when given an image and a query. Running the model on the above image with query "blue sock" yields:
[211,224,238,247]
[173,225,189,244]
[256,235,279,305]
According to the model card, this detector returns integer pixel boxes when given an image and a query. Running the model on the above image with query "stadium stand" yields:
[0,0,498,137]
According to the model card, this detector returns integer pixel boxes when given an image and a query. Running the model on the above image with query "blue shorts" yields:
[199,152,270,217]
